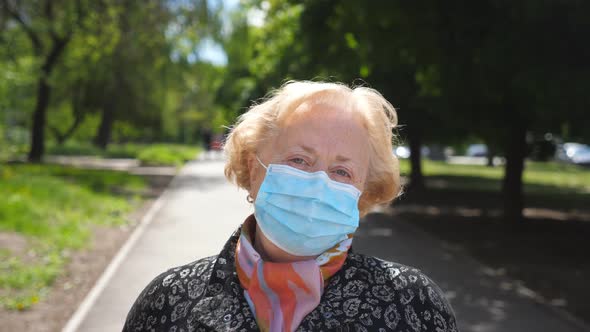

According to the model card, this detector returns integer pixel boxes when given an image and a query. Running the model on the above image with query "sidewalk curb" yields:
[61,166,184,332]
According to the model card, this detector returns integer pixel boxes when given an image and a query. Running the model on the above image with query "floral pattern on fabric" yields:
[124,222,459,332]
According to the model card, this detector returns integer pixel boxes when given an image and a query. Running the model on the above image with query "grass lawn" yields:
[399,159,590,194]
[0,164,146,310]
[46,142,202,167]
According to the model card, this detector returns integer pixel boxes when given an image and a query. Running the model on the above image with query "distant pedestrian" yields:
[202,127,212,151]
[124,81,458,331]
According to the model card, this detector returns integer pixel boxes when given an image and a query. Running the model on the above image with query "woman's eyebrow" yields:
[298,144,316,154]
[335,155,352,162]
[298,144,353,163]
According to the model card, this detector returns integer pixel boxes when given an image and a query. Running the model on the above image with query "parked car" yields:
[392,145,432,159]
[555,142,590,166]
[210,133,225,151]
[466,144,488,157]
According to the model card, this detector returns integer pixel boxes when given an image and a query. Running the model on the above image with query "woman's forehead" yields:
[281,101,366,127]
[275,104,369,157]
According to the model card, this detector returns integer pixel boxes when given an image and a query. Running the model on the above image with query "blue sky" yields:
[195,0,241,66]
[196,38,227,66]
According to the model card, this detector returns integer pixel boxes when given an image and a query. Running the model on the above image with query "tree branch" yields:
[44,0,55,38]
[41,33,69,74]
[1,0,43,54]
[48,125,64,143]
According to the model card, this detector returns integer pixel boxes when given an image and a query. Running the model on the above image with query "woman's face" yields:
[247,102,371,262]
[248,102,370,201]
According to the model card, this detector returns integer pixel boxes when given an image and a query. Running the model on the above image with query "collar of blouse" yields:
[191,222,357,332]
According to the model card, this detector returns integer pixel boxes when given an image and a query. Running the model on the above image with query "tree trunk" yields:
[26,34,70,162]
[501,118,527,223]
[408,127,425,190]
[94,105,114,150]
[487,145,496,167]
[28,77,51,162]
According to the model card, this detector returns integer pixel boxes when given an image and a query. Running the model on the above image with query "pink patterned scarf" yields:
[235,216,351,332]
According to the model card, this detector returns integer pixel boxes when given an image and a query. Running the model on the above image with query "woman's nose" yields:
[309,160,328,173]
[309,162,342,180]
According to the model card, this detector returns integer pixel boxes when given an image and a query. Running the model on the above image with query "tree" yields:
[261,0,590,222]
[1,0,221,155]
[48,80,87,145]
[0,0,90,162]
[295,1,463,190]
[430,0,590,222]
[89,0,218,148]
[215,0,310,122]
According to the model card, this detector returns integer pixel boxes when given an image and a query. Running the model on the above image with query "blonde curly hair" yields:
[223,80,401,215]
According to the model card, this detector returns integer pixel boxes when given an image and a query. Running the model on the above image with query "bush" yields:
[47,142,201,166]
[136,144,201,166]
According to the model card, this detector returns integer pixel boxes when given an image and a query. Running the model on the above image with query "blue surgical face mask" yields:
[253,157,361,256]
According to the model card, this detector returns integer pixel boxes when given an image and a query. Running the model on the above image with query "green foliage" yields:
[0,33,37,149]
[248,2,305,84]
[46,141,111,157]
[46,142,202,166]
[215,0,328,126]
[0,249,61,310]
[0,140,28,162]
[0,164,146,309]
[1,0,224,157]
[137,144,202,167]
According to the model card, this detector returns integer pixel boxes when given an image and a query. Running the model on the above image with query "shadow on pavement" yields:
[354,212,590,332]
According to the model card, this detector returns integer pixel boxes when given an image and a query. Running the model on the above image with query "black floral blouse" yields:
[124,227,459,331]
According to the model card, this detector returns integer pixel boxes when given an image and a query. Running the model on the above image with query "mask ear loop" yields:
[255,155,268,170]
[247,155,268,203]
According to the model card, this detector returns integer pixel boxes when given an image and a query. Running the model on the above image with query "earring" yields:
[247,194,254,203]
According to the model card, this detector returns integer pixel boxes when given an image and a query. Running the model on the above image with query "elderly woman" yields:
[124,81,458,332]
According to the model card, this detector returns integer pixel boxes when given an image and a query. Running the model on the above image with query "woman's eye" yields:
[290,157,306,165]
[287,157,310,167]
[334,169,351,178]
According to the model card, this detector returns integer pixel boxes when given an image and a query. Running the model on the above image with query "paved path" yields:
[355,213,589,332]
[69,159,250,332]
[69,159,588,332]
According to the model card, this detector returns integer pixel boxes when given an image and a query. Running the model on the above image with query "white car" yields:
[392,146,431,159]
[466,144,488,157]
[555,142,590,166]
